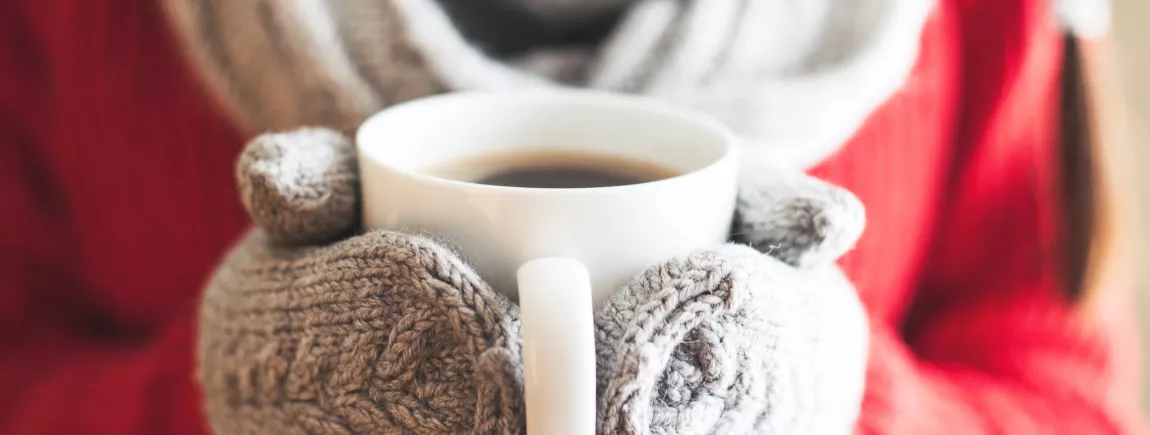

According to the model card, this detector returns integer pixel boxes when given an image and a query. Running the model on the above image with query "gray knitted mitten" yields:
[199,128,868,434]
[594,162,868,434]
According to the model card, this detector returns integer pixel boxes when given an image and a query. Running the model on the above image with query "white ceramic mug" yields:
[357,90,738,434]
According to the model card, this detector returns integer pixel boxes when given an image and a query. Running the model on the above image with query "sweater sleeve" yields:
[0,3,209,434]
[0,322,205,435]
[856,0,1143,433]
[859,295,1139,434]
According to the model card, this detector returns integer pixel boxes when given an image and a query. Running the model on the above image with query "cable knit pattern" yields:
[200,229,526,434]
[198,128,869,434]
[594,245,867,434]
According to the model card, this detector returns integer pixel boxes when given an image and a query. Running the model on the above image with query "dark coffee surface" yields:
[425,150,680,188]
[477,166,650,188]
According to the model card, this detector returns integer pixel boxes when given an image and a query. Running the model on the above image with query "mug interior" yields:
[356,91,734,183]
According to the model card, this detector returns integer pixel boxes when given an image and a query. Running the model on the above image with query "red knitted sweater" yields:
[0,0,1144,433]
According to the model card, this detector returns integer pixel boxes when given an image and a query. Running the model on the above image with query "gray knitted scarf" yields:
[164,0,936,169]
[162,0,1107,169]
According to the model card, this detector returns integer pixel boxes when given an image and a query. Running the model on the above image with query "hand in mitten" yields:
[594,163,869,434]
[199,129,526,434]
[200,128,869,435]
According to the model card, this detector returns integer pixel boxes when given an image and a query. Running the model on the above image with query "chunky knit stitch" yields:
[162,0,934,169]
[197,129,868,434]
[201,230,527,434]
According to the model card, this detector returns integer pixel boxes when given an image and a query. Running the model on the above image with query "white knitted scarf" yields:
[163,0,1109,170]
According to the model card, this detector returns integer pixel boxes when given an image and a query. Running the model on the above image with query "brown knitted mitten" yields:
[200,130,524,434]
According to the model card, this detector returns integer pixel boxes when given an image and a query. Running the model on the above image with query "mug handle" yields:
[517,258,597,435]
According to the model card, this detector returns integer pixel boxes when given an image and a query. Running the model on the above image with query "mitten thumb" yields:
[236,128,360,246]
[734,163,865,268]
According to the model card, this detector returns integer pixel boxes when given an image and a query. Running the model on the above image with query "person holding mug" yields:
[205,90,868,434]
[0,0,1143,434]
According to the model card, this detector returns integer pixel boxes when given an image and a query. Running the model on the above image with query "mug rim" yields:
[356,90,740,196]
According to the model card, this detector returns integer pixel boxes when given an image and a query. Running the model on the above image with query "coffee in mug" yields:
[424,150,682,188]
[357,91,738,435]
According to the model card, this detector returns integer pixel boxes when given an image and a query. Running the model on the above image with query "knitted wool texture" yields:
[163,0,1108,169]
[198,129,869,434]
[162,0,934,169]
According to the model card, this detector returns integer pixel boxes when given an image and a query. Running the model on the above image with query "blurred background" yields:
[1113,0,1150,413]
